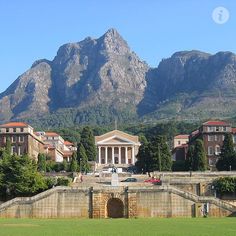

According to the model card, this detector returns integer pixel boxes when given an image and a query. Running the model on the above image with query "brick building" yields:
[0,122,76,163]
[189,121,231,167]
[172,121,236,168]
[0,122,45,160]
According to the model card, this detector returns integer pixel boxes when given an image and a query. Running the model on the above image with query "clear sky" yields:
[0,0,235,93]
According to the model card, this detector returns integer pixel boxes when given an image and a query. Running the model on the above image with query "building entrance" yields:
[107,198,124,218]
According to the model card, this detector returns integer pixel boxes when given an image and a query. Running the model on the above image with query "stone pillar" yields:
[125,147,128,164]
[98,147,101,164]
[132,146,135,165]
[112,147,115,164]
[118,147,121,164]
[105,147,108,164]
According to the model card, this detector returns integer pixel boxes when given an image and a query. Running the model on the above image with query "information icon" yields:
[212,7,230,24]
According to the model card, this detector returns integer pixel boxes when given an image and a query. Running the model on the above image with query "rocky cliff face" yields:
[138,50,236,120]
[0,29,149,125]
[0,29,236,126]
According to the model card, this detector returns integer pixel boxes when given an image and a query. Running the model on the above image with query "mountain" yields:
[0,29,236,127]
[0,28,149,126]
[138,50,236,120]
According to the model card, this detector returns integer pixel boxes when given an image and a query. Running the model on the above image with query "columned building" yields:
[95,130,140,167]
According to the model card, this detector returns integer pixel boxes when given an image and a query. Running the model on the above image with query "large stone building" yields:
[189,121,232,167]
[173,120,236,168]
[0,122,76,162]
[0,122,45,160]
[95,130,140,168]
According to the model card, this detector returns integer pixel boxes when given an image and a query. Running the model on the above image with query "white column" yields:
[112,147,115,164]
[118,147,121,164]
[105,147,108,164]
[132,146,135,165]
[98,147,101,164]
[125,147,128,164]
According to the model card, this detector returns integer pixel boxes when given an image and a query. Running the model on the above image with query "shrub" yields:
[213,177,236,195]
[56,177,71,186]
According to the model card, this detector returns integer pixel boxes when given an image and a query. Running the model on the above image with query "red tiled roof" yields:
[45,132,59,137]
[0,122,28,128]
[63,151,73,157]
[203,121,229,126]
[174,134,189,139]
[64,140,73,146]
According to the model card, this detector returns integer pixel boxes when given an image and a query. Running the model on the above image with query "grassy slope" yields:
[0,218,235,236]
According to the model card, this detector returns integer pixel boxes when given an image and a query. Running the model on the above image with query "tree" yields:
[5,137,12,156]
[0,153,46,199]
[185,145,194,171]
[37,153,46,172]
[80,126,96,161]
[77,143,90,173]
[216,133,236,171]
[62,160,68,171]
[149,135,172,171]
[135,135,150,173]
[192,139,207,171]
[69,152,78,172]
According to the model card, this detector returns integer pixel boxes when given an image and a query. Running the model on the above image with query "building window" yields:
[11,146,17,154]
[209,159,214,166]
[12,136,17,143]
[19,136,24,142]
[208,135,214,142]
[13,128,17,132]
[215,127,220,132]
[222,135,225,141]
[215,145,221,155]
[18,146,24,155]
[208,126,215,132]
[223,127,227,132]
[208,146,214,156]
[6,128,9,133]
[178,141,181,145]
[233,135,236,144]
[20,128,24,132]
[215,135,219,142]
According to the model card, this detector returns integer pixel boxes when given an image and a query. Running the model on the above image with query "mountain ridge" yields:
[0,28,236,127]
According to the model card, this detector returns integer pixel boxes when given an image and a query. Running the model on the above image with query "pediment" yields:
[97,135,135,145]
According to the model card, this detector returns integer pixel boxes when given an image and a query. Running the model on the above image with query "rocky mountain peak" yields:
[98,28,130,55]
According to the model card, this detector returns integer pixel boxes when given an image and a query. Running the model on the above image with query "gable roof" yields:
[174,134,189,139]
[64,140,74,146]
[0,122,29,128]
[45,132,60,137]
[95,130,139,144]
[203,121,229,126]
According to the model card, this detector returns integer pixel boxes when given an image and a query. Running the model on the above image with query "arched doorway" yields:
[107,198,124,218]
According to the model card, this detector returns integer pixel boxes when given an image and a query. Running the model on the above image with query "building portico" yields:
[95,130,140,167]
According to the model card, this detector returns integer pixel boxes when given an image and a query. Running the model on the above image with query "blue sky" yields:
[0,0,235,93]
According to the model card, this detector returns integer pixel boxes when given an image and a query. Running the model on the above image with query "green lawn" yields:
[0,218,235,236]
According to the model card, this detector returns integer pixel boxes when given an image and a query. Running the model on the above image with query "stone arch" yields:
[107,198,124,218]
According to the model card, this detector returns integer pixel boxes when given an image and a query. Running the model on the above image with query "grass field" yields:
[0,218,235,236]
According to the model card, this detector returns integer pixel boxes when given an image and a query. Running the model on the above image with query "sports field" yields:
[0,218,235,236]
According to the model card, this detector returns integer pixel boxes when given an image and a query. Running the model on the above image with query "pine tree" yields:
[69,152,78,172]
[192,139,207,171]
[150,135,172,171]
[80,126,96,161]
[0,153,46,199]
[185,145,194,170]
[5,137,12,155]
[216,133,236,171]
[37,153,46,172]
[135,135,150,173]
[77,143,90,173]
